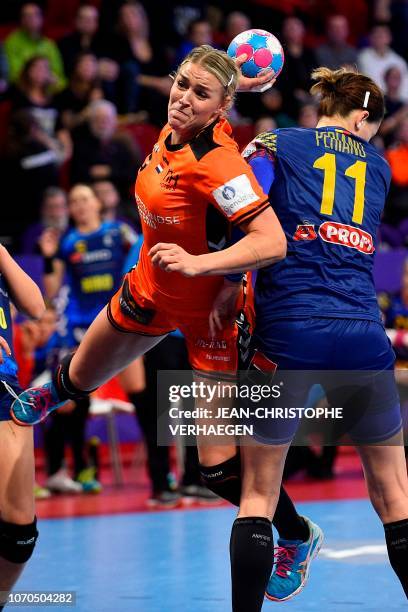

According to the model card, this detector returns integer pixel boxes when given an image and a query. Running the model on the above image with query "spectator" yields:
[252,88,296,126]
[58,4,104,77]
[21,186,68,254]
[174,19,213,67]
[55,53,104,131]
[379,66,408,145]
[254,116,277,136]
[70,99,140,198]
[4,2,65,89]
[223,11,251,45]
[298,102,319,128]
[277,17,317,118]
[384,117,408,224]
[8,56,67,146]
[92,179,137,226]
[107,1,169,121]
[315,14,358,70]
[3,110,61,248]
[358,24,408,101]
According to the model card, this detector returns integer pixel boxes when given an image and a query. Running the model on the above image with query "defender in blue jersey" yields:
[0,245,45,606]
[235,68,408,605]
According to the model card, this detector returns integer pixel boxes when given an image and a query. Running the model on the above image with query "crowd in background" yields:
[1,0,408,500]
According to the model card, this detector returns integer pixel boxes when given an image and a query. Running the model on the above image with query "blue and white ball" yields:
[227,29,284,78]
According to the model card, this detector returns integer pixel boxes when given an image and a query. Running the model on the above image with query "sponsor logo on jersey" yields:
[70,249,113,264]
[319,221,375,254]
[222,186,236,200]
[195,338,228,350]
[160,168,180,191]
[75,240,87,253]
[293,223,317,241]
[136,194,180,229]
[212,174,259,217]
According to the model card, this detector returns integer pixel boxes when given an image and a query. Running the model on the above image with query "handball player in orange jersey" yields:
[11,45,320,610]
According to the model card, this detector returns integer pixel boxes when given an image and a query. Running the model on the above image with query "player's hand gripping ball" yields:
[227,29,284,79]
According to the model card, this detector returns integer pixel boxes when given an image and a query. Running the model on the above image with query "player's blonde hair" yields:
[176,45,240,108]
[310,67,384,123]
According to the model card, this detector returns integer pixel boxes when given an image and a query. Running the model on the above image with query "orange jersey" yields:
[133,118,269,316]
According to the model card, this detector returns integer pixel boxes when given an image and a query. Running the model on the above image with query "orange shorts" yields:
[107,271,254,376]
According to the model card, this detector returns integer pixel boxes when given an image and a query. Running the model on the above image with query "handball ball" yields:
[227,29,284,78]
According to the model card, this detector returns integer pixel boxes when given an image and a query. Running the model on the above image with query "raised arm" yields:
[38,228,65,299]
[0,245,45,319]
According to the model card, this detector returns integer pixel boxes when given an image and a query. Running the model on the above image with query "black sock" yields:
[273,487,310,541]
[200,454,307,540]
[384,518,408,598]
[230,517,273,612]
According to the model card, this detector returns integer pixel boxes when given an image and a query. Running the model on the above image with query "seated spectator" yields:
[70,99,140,198]
[249,88,296,126]
[3,110,62,248]
[4,2,65,89]
[106,1,169,122]
[358,24,408,101]
[55,53,104,131]
[8,56,63,141]
[174,19,214,67]
[214,10,251,49]
[92,179,138,226]
[298,101,319,128]
[277,16,317,119]
[254,116,277,136]
[58,4,105,77]
[379,66,408,146]
[384,117,408,224]
[315,14,358,70]
[21,186,69,254]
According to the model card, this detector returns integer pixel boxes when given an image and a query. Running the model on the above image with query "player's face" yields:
[68,186,101,225]
[168,62,228,141]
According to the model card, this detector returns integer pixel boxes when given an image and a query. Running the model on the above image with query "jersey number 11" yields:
[313,152,366,224]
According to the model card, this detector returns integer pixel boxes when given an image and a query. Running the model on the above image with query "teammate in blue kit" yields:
[0,245,45,609]
[35,184,141,493]
[230,67,407,604]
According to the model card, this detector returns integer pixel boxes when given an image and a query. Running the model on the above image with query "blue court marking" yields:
[15,499,406,611]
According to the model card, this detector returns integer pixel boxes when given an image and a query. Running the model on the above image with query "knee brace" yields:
[53,353,97,401]
[200,453,241,506]
[0,518,38,564]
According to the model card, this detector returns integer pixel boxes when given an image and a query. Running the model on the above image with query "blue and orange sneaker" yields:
[10,382,67,426]
[265,516,323,602]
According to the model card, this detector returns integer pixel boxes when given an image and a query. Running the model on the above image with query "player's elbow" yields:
[27,299,46,320]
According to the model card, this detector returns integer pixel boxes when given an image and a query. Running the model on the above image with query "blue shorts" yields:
[0,381,23,421]
[246,318,402,445]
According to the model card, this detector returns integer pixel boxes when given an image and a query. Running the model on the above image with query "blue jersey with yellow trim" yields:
[59,220,136,326]
[243,126,391,322]
[0,274,19,386]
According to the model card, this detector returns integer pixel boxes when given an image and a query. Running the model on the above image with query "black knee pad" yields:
[53,353,97,401]
[0,518,38,563]
[200,453,241,506]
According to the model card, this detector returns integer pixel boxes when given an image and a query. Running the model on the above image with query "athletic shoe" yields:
[180,484,222,505]
[146,490,181,509]
[10,382,67,426]
[46,469,82,494]
[265,516,324,602]
[34,483,51,500]
[76,467,102,494]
